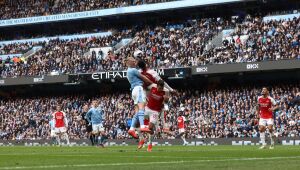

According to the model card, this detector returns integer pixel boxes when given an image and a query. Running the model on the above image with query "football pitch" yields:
[0,146,300,170]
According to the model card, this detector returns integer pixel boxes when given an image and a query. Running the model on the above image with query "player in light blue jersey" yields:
[49,117,57,146]
[126,57,153,139]
[85,100,107,147]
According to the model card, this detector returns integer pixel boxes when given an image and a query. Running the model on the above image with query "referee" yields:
[81,104,95,146]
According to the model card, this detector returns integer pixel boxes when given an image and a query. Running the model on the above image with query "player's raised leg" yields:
[126,57,152,138]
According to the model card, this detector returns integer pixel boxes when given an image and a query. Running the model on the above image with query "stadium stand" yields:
[0,0,177,20]
[0,83,299,140]
[0,14,299,77]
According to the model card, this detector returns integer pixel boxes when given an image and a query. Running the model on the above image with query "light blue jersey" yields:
[127,67,143,90]
[85,106,104,125]
[49,120,55,130]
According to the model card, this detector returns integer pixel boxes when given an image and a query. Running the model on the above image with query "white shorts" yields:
[145,107,159,125]
[55,127,67,134]
[50,130,56,137]
[259,118,274,126]
[179,128,185,133]
[92,124,104,134]
[132,86,146,105]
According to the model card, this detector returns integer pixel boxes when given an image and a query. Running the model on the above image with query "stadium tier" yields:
[0,0,178,20]
[0,14,299,77]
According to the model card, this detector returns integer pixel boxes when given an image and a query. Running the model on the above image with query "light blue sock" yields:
[138,110,145,127]
[130,114,138,129]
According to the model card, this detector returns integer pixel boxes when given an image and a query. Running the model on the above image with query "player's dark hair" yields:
[157,79,165,87]
[262,86,269,91]
[137,60,146,70]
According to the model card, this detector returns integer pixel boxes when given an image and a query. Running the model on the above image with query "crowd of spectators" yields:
[115,17,236,68]
[201,15,300,64]
[0,0,177,20]
[0,42,37,55]
[0,15,299,77]
[0,30,132,77]
[0,84,299,140]
[0,16,234,76]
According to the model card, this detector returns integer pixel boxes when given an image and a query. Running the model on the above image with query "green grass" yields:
[0,145,300,170]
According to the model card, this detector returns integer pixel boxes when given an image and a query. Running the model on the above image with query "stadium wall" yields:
[1,60,299,86]
[1,138,300,146]
[192,59,300,75]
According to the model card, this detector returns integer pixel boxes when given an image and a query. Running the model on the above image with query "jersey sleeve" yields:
[62,111,67,117]
[132,68,141,77]
[163,87,170,93]
[62,111,68,127]
[147,84,157,90]
[52,113,56,124]
[183,116,187,121]
[148,69,161,82]
[269,97,277,105]
[85,109,92,123]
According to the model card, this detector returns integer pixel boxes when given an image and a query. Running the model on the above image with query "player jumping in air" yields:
[126,57,153,139]
[144,80,170,152]
[53,105,70,146]
[137,59,177,148]
[257,87,279,149]
[85,100,107,147]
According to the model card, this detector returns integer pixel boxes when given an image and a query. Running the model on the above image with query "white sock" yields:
[63,133,70,145]
[260,132,266,145]
[56,135,61,145]
[181,135,187,143]
[270,132,274,145]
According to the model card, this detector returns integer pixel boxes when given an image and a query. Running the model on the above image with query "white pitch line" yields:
[0,152,234,159]
[0,156,300,170]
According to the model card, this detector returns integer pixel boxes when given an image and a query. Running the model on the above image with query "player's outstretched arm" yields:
[139,74,154,85]
[164,81,174,92]
[269,104,279,112]
[269,98,279,112]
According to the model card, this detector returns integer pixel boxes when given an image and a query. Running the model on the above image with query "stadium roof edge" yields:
[0,0,254,28]
[0,32,112,45]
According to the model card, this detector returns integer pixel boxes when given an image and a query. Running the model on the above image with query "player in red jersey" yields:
[137,60,176,145]
[177,111,188,145]
[53,105,70,146]
[142,80,170,152]
[256,87,278,149]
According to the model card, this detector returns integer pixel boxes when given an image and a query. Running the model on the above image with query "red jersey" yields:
[177,116,186,129]
[147,86,166,112]
[141,69,160,87]
[258,96,276,119]
[53,111,66,128]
